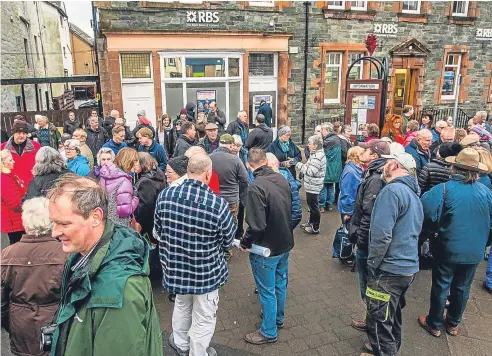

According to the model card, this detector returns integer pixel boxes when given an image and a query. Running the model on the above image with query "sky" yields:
[64,1,94,38]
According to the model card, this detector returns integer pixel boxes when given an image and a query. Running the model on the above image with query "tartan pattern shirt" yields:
[154,179,236,295]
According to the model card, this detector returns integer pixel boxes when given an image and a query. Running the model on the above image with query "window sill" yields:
[447,15,477,25]
[397,12,429,23]
[323,103,346,109]
[322,9,376,21]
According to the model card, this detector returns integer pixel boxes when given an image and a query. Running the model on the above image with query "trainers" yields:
[351,319,367,331]
[319,207,325,213]
[206,346,217,356]
[300,221,311,229]
[169,333,189,356]
[303,224,320,235]
[417,315,441,337]
[244,330,277,345]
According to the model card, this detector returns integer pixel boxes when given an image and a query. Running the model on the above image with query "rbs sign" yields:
[186,11,219,24]
[373,23,399,37]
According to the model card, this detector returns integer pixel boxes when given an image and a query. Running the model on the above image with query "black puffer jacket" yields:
[244,124,273,150]
[24,169,71,200]
[348,158,386,251]
[418,158,451,195]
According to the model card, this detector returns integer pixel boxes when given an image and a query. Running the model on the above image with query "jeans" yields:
[249,251,290,339]
[172,289,219,356]
[366,270,415,356]
[486,253,492,289]
[306,192,320,230]
[319,183,335,208]
[427,262,479,330]
[356,248,368,302]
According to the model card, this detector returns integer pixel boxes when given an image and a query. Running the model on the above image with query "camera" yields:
[40,324,56,351]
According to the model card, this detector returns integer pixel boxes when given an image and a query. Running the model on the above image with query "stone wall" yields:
[96,1,492,143]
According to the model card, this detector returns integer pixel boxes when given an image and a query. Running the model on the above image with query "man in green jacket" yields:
[47,173,163,356]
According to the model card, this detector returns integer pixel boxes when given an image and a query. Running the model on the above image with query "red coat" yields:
[0,138,40,187]
[0,172,24,233]
[209,170,220,195]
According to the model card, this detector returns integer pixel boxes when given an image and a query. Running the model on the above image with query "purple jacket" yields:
[99,162,138,218]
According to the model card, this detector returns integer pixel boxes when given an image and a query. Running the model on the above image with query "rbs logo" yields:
[373,23,398,35]
[187,11,219,24]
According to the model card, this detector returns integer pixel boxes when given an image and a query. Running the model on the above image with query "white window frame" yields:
[451,1,469,17]
[119,52,153,84]
[441,53,462,101]
[158,51,244,124]
[402,1,421,14]
[350,1,367,11]
[327,1,345,10]
[249,1,275,7]
[324,52,343,104]
[248,52,278,78]
[348,52,364,80]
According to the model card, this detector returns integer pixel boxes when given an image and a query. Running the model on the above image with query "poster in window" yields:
[196,90,216,114]
[358,95,369,109]
[368,96,376,110]
[442,70,455,95]
[352,96,359,109]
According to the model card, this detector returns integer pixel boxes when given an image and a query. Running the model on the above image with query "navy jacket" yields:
[137,140,167,170]
[279,167,302,230]
[257,104,273,127]
[102,139,127,156]
[267,139,302,179]
[405,139,430,173]
[368,175,423,275]
[421,175,492,264]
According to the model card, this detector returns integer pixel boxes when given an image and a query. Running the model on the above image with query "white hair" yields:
[266,152,280,170]
[417,129,433,139]
[308,134,323,149]
[96,147,115,166]
[321,122,334,133]
[22,197,53,237]
[232,134,243,146]
[33,146,67,176]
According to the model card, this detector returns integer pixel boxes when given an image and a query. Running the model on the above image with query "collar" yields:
[253,165,274,177]
[182,178,213,192]
[20,234,55,243]
[215,146,231,154]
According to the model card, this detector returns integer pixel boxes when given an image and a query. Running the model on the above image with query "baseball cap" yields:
[205,123,218,130]
[219,134,235,144]
[137,110,146,117]
[381,152,417,175]
[358,139,390,156]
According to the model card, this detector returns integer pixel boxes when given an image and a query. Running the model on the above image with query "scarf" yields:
[279,139,290,153]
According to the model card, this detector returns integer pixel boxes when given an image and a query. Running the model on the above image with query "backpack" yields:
[332,224,355,261]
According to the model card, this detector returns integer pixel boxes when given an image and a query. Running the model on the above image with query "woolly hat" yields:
[167,156,188,177]
[180,108,187,116]
[277,126,291,137]
[11,120,29,134]
[438,142,463,159]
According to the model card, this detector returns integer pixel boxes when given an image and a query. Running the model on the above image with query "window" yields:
[350,1,367,11]
[120,53,151,78]
[402,1,420,14]
[324,53,342,104]
[63,47,66,58]
[327,1,345,9]
[15,96,23,112]
[441,54,462,100]
[34,36,39,60]
[249,1,275,6]
[168,58,176,66]
[163,57,183,78]
[228,58,240,77]
[452,1,469,16]
[60,16,64,27]
[185,58,225,78]
[24,38,30,68]
[348,53,364,80]
[249,53,275,76]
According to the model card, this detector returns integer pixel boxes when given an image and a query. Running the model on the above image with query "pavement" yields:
[2,195,492,356]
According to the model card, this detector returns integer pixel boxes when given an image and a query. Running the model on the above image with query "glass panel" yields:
[186,82,226,120]
[121,53,151,78]
[328,1,344,8]
[402,1,419,11]
[442,67,457,96]
[229,82,241,126]
[249,53,275,76]
[452,1,467,14]
[185,58,225,78]
[348,53,363,80]
[350,1,367,10]
[324,66,340,102]
[163,57,183,78]
[164,83,184,118]
[249,1,275,6]
[229,58,240,77]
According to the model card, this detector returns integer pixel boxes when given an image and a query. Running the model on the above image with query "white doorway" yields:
[121,82,156,129]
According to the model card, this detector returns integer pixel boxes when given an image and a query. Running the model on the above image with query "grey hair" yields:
[435,120,447,129]
[33,146,67,176]
[48,173,108,220]
[185,146,206,158]
[266,152,280,172]
[232,134,243,146]
[321,122,334,133]
[308,134,323,149]
[314,125,322,134]
[187,154,212,176]
[417,129,433,139]
[96,147,115,166]
[22,197,52,236]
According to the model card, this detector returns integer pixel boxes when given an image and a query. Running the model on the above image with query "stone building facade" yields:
[95,1,492,142]
[1,1,73,113]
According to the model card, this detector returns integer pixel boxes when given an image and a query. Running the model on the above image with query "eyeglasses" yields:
[64,147,76,152]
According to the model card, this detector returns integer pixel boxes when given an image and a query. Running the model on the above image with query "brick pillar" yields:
[106,51,123,116]
[278,51,289,127]
[152,51,162,118]
[242,51,249,118]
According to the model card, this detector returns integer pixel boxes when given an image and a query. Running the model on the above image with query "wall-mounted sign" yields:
[476,28,492,41]
[373,23,398,37]
[350,83,380,90]
[186,11,220,27]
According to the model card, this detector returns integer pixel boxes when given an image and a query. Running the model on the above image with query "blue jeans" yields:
[319,183,335,208]
[356,248,368,302]
[249,252,290,339]
[487,253,492,289]
[427,262,479,330]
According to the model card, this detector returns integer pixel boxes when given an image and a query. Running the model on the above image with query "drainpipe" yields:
[301,2,310,144]
[452,74,461,126]
[92,1,103,117]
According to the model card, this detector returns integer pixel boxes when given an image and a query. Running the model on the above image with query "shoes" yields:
[445,321,459,336]
[319,207,325,213]
[244,330,277,345]
[300,221,310,229]
[168,293,176,303]
[303,224,320,235]
[260,311,284,329]
[206,347,217,356]
[328,206,333,211]
[225,248,233,261]
[483,281,492,294]
[254,287,258,294]
[362,342,373,353]
[417,315,441,337]
[169,333,189,356]
[351,319,367,331]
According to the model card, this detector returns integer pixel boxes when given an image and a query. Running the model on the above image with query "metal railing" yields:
[416,107,473,129]
[310,115,345,128]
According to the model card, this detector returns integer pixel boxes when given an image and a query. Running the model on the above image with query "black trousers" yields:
[366,270,415,356]
[7,231,24,245]
[235,202,245,239]
[306,192,320,230]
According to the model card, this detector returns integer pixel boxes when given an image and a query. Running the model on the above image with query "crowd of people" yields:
[0,102,491,356]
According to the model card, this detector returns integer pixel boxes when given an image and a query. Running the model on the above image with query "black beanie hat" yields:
[439,142,463,159]
[167,156,188,177]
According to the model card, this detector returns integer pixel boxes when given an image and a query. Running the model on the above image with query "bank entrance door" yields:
[392,68,418,116]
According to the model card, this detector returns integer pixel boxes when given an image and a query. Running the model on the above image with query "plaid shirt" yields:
[154,179,236,294]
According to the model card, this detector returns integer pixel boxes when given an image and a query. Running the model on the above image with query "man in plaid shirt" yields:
[154,153,236,356]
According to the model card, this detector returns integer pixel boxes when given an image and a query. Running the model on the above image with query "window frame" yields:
[119,52,153,83]
[401,1,421,14]
[348,52,364,80]
[248,1,275,7]
[249,52,278,78]
[350,1,368,11]
[451,0,469,17]
[441,53,462,101]
[324,52,343,104]
[327,1,345,10]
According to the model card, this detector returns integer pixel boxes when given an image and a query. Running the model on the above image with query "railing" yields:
[310,115,345,128]
[416,107,473,129]
[1,108,94,134]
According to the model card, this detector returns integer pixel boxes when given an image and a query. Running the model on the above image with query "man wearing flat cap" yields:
[418,148,492,338]
[199,123,220,154]
[1,120,41,186]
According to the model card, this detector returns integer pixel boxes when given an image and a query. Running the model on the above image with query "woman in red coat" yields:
[1,150,25,244]
[382,114,405,145]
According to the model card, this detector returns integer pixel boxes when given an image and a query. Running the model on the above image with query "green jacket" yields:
[51,221,163,356]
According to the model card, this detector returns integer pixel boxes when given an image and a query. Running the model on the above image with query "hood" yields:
[185,102,196,113]
[389,175,421,195]
[141,168,165,182]
[138,116,151,126]
[365,158,386,176]
[346,161,363,174]
[253,165,275,178]
[257,123,270,132]
[323,132,340,149]
[99,162,131,180]
[214,146,232,154]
